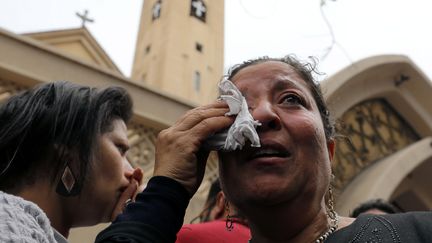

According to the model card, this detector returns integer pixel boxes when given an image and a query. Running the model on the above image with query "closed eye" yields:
[116,144,129,156]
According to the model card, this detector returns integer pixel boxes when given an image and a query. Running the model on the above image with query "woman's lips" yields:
[248,155,290,166]
[250,148,289,159]
[247,141,291,159]
[246,146,291,166]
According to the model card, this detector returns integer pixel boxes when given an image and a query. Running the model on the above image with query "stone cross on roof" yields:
[76,10,94,28]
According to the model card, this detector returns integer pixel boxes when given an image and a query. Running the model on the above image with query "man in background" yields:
[351,199,400,218]
[176,179,250,242]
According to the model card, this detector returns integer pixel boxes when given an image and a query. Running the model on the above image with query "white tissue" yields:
[204,78,261,151]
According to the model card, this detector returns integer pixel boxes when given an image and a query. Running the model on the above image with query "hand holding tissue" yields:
[204,78,261,151]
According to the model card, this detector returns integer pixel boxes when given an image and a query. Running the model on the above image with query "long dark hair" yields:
[0,81,133,194]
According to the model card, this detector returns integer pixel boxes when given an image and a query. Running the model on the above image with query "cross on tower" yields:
[192,0,206,17]
[76,10,94,28]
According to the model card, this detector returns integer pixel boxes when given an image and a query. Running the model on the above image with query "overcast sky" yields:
[1,0,431,80]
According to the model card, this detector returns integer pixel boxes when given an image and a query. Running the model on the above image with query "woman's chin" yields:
[233,183,298,207]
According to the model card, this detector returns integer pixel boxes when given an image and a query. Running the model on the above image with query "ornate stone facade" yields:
[0,78,26,103]
[333,98,420,192]
[126,123,159,179]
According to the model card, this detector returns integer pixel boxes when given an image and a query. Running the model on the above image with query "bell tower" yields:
[131,0,224,104]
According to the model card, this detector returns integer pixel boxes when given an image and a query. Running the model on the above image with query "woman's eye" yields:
[281,94,303,106]
[117,144,129,155]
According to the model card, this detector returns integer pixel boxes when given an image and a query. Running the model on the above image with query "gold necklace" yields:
[314,213,339,242]
[248,213,339,243]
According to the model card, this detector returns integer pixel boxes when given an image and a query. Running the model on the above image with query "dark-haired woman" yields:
[0,81,143,242]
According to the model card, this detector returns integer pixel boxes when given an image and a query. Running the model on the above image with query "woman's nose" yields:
[123,161,134,177]
[251,101,281,131]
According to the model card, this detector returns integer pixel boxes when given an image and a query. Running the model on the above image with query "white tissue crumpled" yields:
[204,77,261,151]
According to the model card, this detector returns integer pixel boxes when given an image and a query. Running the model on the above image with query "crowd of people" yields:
[1,56,431,242]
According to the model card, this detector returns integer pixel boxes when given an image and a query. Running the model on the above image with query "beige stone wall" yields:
[25,28,121,74]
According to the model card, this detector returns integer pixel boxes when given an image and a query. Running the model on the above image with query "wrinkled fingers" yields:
[174,102,230,131]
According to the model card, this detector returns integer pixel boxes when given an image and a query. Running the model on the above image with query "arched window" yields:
[332,98,419,191]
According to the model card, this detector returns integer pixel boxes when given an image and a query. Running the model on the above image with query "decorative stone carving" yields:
[126,123,159,180]
[0,79,25,103]
[332,99,420,192]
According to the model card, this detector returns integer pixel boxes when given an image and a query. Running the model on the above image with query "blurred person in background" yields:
[176,178,250,242]
[351,198,400,218]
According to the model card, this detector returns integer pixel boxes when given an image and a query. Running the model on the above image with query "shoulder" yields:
[328,212,432,243]
[0,191,56,242]
[384,211,432,223]
[371,211,432,234]
[381,212,432,237]
[0,191,48,223]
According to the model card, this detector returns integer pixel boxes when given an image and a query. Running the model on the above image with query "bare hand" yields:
[110,179,138,221]
[131,168,144,198]
[110,168,144,220]
[153,101,234,196]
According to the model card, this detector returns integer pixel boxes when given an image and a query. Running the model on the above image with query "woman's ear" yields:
[210,191,227,221]
[327,139,335,162]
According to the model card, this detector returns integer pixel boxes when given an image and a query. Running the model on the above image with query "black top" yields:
[95,176,190,243]
[96,176,432,243]
[328,211,432,242]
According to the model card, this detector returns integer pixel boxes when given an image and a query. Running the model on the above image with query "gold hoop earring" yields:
[326,186,337,221]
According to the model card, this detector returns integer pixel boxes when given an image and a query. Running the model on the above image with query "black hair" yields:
[227,55,335,141]
[206,178,222,204]
[351,199,400,217]
[191,179,222,223]
[0,81,133,193]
